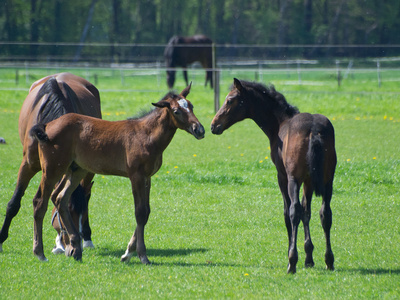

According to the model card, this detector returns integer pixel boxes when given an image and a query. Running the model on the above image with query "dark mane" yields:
[238,80,299,119]
[34,77,78,124]
[128,92,180,120]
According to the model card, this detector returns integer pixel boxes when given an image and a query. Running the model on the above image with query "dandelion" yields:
[228,146,231,149]
[355,117,360,120]
[244,273,249,276]
[259,160,263,163]
[384,115,387,120]
[265,156,268,160]
[174,166,178,169]
[193,154,197,157]
[166,171,170,174]
[347,159,351,162]
[240,153,244,157]
[332,117,336,121]
[373,157,376,160]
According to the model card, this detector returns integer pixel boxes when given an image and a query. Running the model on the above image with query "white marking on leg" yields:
[52,233,65,254]
[178,99,190,112]
[121,249,134,263]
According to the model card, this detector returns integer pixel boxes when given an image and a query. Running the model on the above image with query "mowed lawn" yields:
[0,68,399,298]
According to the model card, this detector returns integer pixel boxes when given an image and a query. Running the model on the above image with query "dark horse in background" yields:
[0,73,101,260]
[164,35,213,89]
[211,78,336,273]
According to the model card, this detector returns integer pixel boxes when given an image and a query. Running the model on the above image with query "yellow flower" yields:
[373,157,376,160]
[259,160,263,163]
[244,273,249,276]
[384,115,387,120]
[347,159,351,162]
[193,154,197,157]
[240,153,244,157]
[174,166,178,169]
[265,156,268,160]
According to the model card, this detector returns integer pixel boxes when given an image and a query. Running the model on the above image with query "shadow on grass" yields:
[339,268,400,275]
[95,247,208,259]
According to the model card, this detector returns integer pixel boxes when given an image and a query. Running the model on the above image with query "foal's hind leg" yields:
[302,180,315,268]
[52,169,87,261]
[320,181,334,270]
[287,177,303,274]
[32,176,59,261]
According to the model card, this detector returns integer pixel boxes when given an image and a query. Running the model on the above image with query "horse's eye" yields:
[227,99,233,105]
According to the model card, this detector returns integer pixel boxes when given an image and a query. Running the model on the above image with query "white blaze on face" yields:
[178,99,190,112]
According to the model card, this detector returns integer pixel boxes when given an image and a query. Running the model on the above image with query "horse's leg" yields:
[0,157,39,251]
[302,180,315,268]
[121,176,151,264]
[81,173,95,248]
[320,181,334,270]
[287,177,302,274]
[51,169,87,261]
[277,173,292,262]
[183,69,189,87]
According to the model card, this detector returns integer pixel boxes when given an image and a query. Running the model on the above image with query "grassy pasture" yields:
[0,67,399,298]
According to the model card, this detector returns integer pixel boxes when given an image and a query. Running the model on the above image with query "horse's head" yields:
[211,78,249,135]
[152,83,205,140]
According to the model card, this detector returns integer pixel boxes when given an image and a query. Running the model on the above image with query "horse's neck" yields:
[142,109,177,150]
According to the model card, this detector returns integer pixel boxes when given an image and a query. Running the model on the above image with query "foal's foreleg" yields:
[320,182,334,270]
[121,176,151,264]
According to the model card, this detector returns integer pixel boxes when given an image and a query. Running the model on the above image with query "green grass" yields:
[0,68,399,298]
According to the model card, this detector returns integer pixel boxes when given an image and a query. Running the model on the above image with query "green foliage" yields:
[0,68,399,298]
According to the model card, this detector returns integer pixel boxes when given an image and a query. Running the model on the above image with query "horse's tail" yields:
[30,123,49,143]
[307,132,325,197]
[34,77,78,124]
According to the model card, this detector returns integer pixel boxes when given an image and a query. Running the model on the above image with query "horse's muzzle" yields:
[191,123,205,139]
[210,123,223,135]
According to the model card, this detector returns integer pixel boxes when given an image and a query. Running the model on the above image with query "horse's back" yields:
[282,113,336,181]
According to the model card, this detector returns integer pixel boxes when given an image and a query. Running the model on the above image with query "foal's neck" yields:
[142,108,177,149]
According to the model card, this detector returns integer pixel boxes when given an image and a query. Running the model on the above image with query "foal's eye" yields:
[227,99,233,105]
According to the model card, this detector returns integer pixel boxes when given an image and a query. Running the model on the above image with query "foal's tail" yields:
[30,124,49,143]
[307,132,325,197]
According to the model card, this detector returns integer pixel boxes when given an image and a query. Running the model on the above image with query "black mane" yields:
[34,77,78,124]
[238,80,299,119]
[128,92,180,120]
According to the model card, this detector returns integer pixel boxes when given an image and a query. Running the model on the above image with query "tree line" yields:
[1,0,400,62]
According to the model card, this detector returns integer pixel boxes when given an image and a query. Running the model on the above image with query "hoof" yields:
[305,260,315,268]
[139,255,151,265]
[83,240,95,249]
[52,246,65,255]
[326,264,335,271]
[0,243,2,253]
[121,250,134,263]
[287,263,296,274]
[36,254,49,262]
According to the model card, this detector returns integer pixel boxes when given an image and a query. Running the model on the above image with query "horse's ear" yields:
[180,82,192,98]
[152,101,171,108]
[233,78,243,92]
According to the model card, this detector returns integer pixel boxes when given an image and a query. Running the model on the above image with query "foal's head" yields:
[211,78,250,135]
[152,83,205,140]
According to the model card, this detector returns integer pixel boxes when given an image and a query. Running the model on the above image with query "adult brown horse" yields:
[164,35,213,89]
[29,84,205,263]
[0,73,101,259]
[211,78,336,273]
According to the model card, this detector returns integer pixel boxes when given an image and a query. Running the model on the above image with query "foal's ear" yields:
[152,101,171,108]
[180,81,192,98]
[233,78,243,92]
